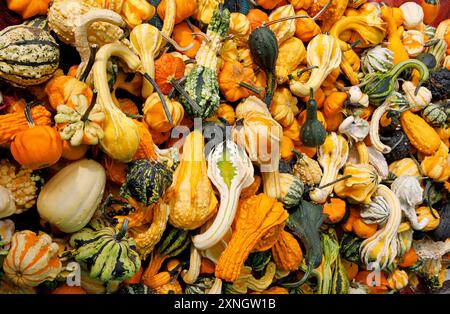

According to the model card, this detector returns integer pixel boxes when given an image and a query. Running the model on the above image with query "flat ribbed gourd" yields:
[0,25,59,87]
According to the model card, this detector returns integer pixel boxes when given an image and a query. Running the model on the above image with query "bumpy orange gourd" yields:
[3,230,62,287]
[271,230,303,271]
[294,10,321,42]
[215,194,288,282]
[45,75,93,110]
[0,106,51,145]
[247,9,269,30]
[154,54,186,95]
[323,92,347,117]
[420,146,450,182]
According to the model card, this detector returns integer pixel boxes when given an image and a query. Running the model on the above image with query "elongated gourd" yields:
[37,159,106,233]
[289,34,342,97]
[93,43,141,162]
[310,133,349,204]
[192,140,254,250]
[360,185,402,271]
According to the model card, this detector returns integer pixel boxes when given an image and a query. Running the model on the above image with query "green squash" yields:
[285,199,325,287]
[248,26,278,105]
[300,88,327,147]
[118,284,153,294]
[280,173,305,209]
[69,218,141,283]
[157,227,191,257]
[422,103,447,127]
[340,233,363,265]
[185,277,216,294]
[120,159,175,206]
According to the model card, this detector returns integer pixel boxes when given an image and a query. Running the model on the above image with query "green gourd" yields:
[248,26,278,105]
[285,199,325,287]
[69,218,141,283]
[118,284,154,294]
[300,88,327,147]
[422,103,447,126]
[362,59,429,106]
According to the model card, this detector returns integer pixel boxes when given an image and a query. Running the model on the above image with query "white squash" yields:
[0,187,16,219]
[399,2,424,30]
[37,159,106,233]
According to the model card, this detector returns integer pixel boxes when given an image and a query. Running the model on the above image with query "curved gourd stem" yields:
[192,32,212,44]
[24,100,44,128]
[423,180,439,219]
[115,218,129,241]
[168,76,187,99]
[287,66,318,81]
[142,72,173,125]
[264,71,277,106]
[81,89,98,122]
[263,0,332,27]
[79,45,97,83]
[317,175,353,189]
[159,31,195,52]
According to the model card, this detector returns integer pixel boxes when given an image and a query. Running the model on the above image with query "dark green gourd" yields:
[363,59,429,106]
[248,26,278,106]
[300,88,327,147]
[118,284,154,294]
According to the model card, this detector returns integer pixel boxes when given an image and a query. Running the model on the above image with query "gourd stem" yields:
[317,175,353,189]
[142,73,173,125]
[264,0,332,26]
[159,31,195,52]
[79,45,97,83]
[288,66,318,81]
[125,113,144,120]
[24,100,44,128]
[192,32,211,43]
[169,77,203,114]
[423,180,439,219]
[423,38,440,47]
[81,89,98,121]
[184,59,196,65]
[291,148,305,159]
[306,88,317,120]
[239,81,263,95]
[185,18,196,32]
[168,76,187,99]
[116,218,129,241]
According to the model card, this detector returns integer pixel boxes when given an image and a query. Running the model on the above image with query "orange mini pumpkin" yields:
[155,53,186,95]
[247,9,269,30]
[172,23,203,59]
[157,0,197,24]
[11,102,62,170]
[219,61,262,102]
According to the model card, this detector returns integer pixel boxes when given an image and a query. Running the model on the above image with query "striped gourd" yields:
[69,218,141,283]
[3,230,62,287]
[0,25,59,87]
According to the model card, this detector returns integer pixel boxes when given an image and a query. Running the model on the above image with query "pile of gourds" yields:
[0,0,449,295]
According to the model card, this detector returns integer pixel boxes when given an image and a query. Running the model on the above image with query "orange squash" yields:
[219,61,261,102]
[154,53,186,95]
[323,198,346,223]
[11,102,62,170]
[247,9,269,30]
[52,284,87,294]
[172,22,203,59]
[6,0,50,19]
[257,0,282,10]
[157,0,197,24]
[61,141,89,161]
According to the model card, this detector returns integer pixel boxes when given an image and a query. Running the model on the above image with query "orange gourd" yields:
[272,230,303,271]
[380,6,409,65]
[218,61,261,102]
[45,75,93,111]
[247,9,269,30]
[143,93,184,132]
[422,0,441,25]
[157,0,197,24]
[323,198,346,223]
[294,10,321,42]
[172,22,203,59]
[0,105,51,145]
[257,0,282,10]
[6,0,50,19]
[342,260,358,281]
[355,270,389,294]
[281,135,295,160]
[61,141,89,161]
[323,92,347,117]
[325,112,344,132]
[154,53,186,95]
[399,247,419,268]
[215,194,288,282]
[11,102,62,170]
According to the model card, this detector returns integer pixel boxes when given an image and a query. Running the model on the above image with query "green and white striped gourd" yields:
[181,8,230,119]
[0,25,59,87]
[361,45,394,74]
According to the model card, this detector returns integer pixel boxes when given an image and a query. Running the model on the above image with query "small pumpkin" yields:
[271,230,303,271]
[154,53,186,95]
[11,101,63,170]
[3,230,62,287]
[218,61,261,102]
[157,0,197,24]
[52,284,87,294]
[402,30,426,57]
[387,269,409,291]
[323,198,346,224]
[276,37,306,84]
[247,9,269,30]
[402,81,432,112]
[294,9,320,42]
[143,93,184,133]
[292,149,322,186]
[420,148,450,182]
[172,22,203,59]
[422,103,447,127]
[399,2,424,30]
[6,0,50,19]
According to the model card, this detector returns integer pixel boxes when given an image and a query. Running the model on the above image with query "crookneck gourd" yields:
[215,193,288,282]
[285,199,325,287]
[167,130,218,230]
[289,33,342,97]
[360,185,402,271]
[310,132,349,204]
[362,59,429,106]
[0,24,59,87]
[192,139,254,251]
[69,218,141,282]
[181,8,230,119]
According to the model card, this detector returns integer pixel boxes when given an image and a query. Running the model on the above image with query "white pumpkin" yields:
[399,2,424,30]
[37,159,106,233]
[0,186,16,219]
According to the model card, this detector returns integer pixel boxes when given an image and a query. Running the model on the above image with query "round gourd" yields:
[37,159,106,233]
[422,103,447,127]
[0,25,59,87]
